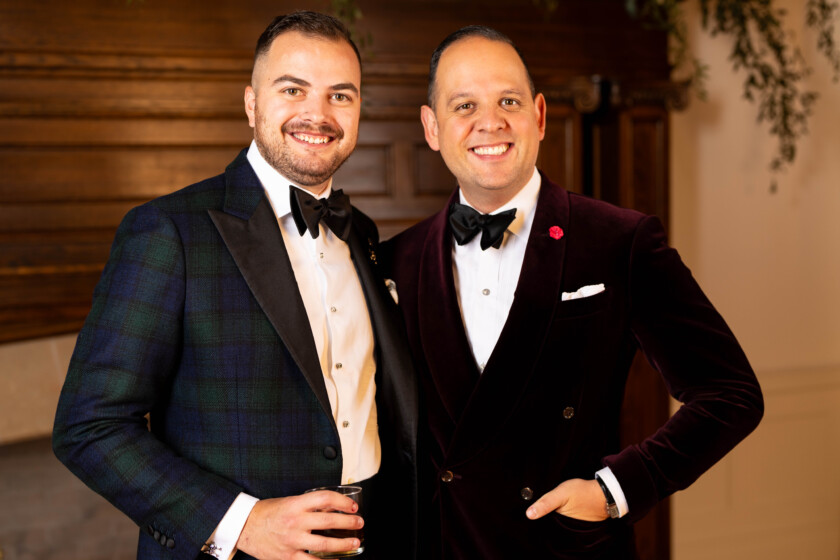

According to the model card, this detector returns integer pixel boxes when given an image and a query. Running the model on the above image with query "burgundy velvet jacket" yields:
[382,173,763,559]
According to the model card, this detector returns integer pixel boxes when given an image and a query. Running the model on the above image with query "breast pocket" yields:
[547,288,621,383]
[556,288,612,319]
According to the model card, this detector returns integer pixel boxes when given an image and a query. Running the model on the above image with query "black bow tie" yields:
[448,202,516,250]
[290,187,353,241]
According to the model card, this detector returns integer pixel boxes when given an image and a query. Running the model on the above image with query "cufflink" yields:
[201,542,222,558]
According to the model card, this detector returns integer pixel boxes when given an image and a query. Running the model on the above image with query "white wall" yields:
[0,334,76,444]
[670,1,840,558]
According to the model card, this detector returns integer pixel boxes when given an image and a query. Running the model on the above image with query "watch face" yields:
[607,504,620,519]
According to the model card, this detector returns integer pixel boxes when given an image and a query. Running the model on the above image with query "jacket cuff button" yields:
[520,487,534,501]
[166,538,175,549]
[441,470,454,483]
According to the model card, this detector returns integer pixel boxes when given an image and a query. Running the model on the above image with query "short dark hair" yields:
[254,11,361,68]
[427,25,535,108]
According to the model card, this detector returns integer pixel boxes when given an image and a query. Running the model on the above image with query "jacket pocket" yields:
[544,513,623,556]
[555,289,612,319]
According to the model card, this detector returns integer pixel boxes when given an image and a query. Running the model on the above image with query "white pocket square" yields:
[561,283,605,301]
[385,279,399,304]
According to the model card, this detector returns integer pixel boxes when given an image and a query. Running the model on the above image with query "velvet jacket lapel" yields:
[419,175,570,463]
[207,152,332,422]
[418,195,481,429]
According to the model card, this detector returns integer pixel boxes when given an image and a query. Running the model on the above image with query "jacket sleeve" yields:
[52,203,242,560]
[602,215,764,523]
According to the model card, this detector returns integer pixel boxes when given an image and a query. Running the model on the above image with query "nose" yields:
[474,105,506,133]
[300,94,330,124]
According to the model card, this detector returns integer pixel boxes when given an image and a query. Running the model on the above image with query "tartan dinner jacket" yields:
[53,149,419,560]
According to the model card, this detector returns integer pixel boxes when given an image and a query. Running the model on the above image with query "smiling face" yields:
[422,36,546,212]
[245,31,361,195]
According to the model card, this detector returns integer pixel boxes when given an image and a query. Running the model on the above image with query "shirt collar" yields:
[457,167,541,239]
[246,140,333,219]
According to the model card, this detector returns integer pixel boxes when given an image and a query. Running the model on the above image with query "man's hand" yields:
[236,490,363,559]
[525,478,610,522]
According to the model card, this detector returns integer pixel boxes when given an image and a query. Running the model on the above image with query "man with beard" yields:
[52,12,418,560]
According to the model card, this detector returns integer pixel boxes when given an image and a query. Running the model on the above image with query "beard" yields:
[253,107,354,187]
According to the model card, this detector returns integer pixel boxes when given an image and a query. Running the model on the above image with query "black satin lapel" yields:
[346,221,419,451]
[417,208,481,426]
[208,198,332,421]
[448,179,570,463]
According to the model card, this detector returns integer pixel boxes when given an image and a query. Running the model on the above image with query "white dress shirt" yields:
[451,167,628,518]
[452,169,540,373]
[206,141,380,559]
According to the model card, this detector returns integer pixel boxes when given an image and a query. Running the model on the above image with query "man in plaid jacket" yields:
[52,12,418,560]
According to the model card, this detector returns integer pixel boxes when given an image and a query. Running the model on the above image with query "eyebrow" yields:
[446,91,472,105]
[446,88,525,106]
[272,75,310,88]
[272,75,359,95]
[330,82,360,95]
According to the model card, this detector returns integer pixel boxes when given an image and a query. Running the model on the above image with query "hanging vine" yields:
[628,0,840,175]
[331,0,373,52]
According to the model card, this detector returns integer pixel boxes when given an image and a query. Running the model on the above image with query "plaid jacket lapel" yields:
[208,154,332,424]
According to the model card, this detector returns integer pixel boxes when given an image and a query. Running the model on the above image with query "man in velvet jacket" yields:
[52,12,418,560]
[383,26,763,559]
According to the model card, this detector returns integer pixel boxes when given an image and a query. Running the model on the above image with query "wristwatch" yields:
[594,473,620,519]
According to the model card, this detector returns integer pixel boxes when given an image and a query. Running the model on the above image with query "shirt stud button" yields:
[482,288,490,296]
[342,420,350,428]
[335,363,343,369]
[330,306,337,312]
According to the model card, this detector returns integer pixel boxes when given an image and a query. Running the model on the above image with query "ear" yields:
[244,86,256,128]
[534,93,547,141]
[420,105,441,152]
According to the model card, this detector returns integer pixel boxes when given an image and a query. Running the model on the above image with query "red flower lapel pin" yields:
[549,226,564,240]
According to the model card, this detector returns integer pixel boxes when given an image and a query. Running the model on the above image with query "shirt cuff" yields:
[204,493,260,560]
[595,466,629,518]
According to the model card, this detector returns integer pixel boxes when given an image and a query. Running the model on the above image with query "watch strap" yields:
[594,472,620,519]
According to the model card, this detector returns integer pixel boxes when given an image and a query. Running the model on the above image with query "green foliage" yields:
[631,0,711,100]
[630,0,840,174]
[533,0,560,19]
[806,0,840,79]
[331,0,373,52]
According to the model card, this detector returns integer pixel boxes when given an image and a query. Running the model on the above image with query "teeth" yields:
[473,144,509,156]
[294,133,330,144]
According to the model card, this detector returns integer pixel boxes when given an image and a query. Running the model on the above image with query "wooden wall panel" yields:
[620,106,669,224]
[0,147,251,202]
[538,103,583,193]
[0,118,253,146]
